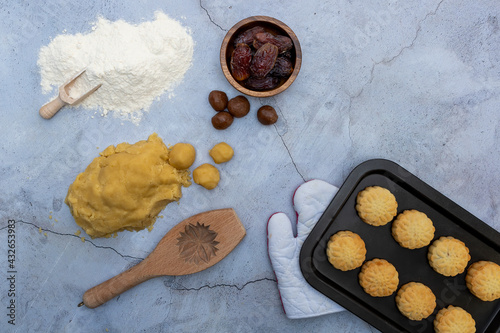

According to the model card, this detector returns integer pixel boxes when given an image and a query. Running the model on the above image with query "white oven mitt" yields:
[267,179,344,319]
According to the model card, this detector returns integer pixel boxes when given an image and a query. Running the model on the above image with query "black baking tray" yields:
[300,159,500,333]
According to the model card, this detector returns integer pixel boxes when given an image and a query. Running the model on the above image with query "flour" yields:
[37,11,194,124]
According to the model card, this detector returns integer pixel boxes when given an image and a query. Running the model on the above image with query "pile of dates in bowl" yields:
[223,19,301,94]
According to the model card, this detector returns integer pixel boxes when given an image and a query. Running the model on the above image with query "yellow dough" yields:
[193,163,220,190]
[209,142,234,164]
[65,133,191,238]
[169,143,196,169]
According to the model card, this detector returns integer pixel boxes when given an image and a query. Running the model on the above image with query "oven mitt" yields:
[267,179,344,319]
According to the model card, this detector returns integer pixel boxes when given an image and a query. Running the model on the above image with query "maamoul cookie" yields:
[392,210,435,249]
[465,261,500,301]
[434,305,476,333]
[396,282,436,320]
[428,236,470,276]
[356,186,398,226]
[326,231,366,271]
[359,258,399,297]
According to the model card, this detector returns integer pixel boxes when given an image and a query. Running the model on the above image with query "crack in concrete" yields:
[3,222,278,295]
[163,284,174,324]
[343,1,446,159]
[199,0,226,31]
[272,102,306,182]
[347,0,446,102]
[380,0,446,66]
[346,98,354,146]
[6,220,144,261]
[276,132,306,182]
[173,277,276,292]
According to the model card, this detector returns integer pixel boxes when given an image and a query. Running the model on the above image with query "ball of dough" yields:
[193,164,220,190]
[209,142,234,164]
[169,143,196,169]
[65,133,191,238]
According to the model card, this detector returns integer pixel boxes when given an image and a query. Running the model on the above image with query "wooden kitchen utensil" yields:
[80,208,246,309]
[39,68,102,119]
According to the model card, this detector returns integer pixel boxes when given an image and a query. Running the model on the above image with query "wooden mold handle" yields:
[82,260,156,309]
[39,96,66,119]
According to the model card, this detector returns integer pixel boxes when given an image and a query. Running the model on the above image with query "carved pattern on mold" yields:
[177,222,219,264]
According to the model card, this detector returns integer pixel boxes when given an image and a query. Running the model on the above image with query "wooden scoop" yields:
[80,208,246,309]
[39,68,102,119]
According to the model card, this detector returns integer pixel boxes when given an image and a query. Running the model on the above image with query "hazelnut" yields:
[227,95,250,118]
[211,111,233,130]
[257,105,278,125]
[208,90,228,112]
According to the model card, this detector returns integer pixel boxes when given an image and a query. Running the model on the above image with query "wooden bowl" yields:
[220,16,302,98]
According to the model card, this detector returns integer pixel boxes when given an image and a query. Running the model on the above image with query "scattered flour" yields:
[38,11,194,124]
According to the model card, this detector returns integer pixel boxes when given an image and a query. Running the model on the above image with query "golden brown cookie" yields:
[326,231,367,271]
[356,186,397,226]
[392,210,435,249]
[359,258,399,297]
[434,305,476,333]
[428,236,470,276]
[396,282,436,320]
[466,261,500,301]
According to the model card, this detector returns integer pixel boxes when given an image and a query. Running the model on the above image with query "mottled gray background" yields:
[0,0,499,332]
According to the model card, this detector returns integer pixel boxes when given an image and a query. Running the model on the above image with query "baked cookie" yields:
[434,305,476,333]
[466,261,500,301]
[359,258,399,297]
[326,231,366,271]
[392,210,435,249]
[356,186,398,226]
[396,282,436,320]
[428,236,470,276]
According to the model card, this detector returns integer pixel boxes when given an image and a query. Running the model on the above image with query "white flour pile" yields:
[38,11,194,124]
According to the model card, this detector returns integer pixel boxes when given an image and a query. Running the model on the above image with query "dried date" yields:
[234,26,265,45]
[250,43,279,78]
[245,76,280,90]
[270,57,293,77]
[230,43,253,81]
[253,32,293,54]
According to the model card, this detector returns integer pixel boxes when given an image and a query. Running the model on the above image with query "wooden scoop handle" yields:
[82,260,156,308]
[39,96,66,119]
